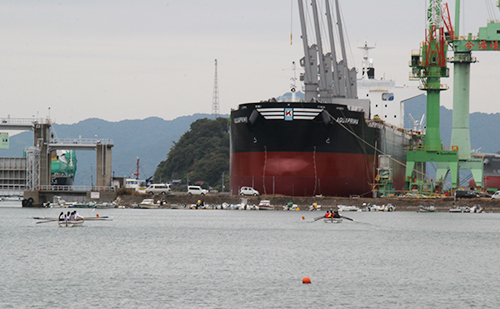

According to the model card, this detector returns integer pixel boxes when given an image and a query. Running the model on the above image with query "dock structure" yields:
[0,118,116,206]
[0,157,27,196]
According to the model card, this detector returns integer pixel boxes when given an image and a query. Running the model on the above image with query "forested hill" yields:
[153,118,229,190]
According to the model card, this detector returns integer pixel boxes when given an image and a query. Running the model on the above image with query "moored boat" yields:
[449,206,470,213]
[139,199,158,209]
[257,200,274,210]
[419,205,436,212]
[470,205,483,213]
[337,205,360,212]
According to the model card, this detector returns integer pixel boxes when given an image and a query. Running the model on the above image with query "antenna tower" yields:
[211,59,220,119]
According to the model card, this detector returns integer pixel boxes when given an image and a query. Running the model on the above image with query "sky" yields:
[1,0,499,125]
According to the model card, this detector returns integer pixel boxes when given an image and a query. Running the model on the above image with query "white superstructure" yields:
[357,42,423,128]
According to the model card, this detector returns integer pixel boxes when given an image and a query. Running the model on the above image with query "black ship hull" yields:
[230,101,410,197]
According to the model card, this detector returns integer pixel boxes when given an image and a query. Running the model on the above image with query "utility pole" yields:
[211,59,220,119]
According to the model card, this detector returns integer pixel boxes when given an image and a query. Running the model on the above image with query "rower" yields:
[324,210,332,218]
[65,211,71,221]
[74,211,82,220]
[332,210,342,218]
[58,212,65,221]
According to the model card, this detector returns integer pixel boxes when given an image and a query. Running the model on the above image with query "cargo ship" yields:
[229,0,419,197]
[479,153,500,191]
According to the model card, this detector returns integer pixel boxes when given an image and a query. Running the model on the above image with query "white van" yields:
[146,184,171,195]
[187,186,208,195]
[239,187,259,196]
[491,191,500,200]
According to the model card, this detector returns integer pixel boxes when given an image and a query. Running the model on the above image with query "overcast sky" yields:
[1,0,498,125]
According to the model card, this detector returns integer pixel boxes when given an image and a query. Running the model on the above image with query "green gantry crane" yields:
[407,0,500,192]
[437,0,500,189]
[406,0,458,191]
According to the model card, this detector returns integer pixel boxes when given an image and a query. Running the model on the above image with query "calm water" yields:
[2,202,500,308]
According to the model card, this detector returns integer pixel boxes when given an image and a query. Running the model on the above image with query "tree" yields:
[153,117,229,189]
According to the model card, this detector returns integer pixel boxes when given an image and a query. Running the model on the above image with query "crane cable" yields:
[326,110,431,179]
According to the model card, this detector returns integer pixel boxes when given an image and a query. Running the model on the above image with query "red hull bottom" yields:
[484,176,500,191]
[231,152,404,197]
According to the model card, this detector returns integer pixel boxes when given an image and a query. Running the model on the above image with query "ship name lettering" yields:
[234,117,248,124]
[336,117,359,125]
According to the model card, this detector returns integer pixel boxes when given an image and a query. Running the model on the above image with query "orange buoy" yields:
[302,276,311,284]
[96,214,99,217]
[302,216,305,220]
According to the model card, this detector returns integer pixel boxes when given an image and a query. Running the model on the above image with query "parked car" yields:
[491,191,500,200]
[239,186,259,196]
[187,185,208,195]
[146,184,171,195]
[455,189,479,199]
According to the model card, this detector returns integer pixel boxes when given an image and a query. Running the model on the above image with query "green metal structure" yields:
[407,0,500,191]
[406,0,459,190]
[437,0,500,189]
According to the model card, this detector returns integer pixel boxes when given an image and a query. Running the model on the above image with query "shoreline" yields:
[114,194,500,212]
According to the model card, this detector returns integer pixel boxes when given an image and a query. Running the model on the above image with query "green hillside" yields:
[153,117,229,190]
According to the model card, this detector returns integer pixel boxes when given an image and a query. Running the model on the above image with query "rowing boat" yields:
[324,217,343,223]
[58,219,84,227]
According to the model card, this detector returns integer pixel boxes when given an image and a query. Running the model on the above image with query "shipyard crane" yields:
[436,0,500,189]
[406,0,460,190]
[297,0,357,102]
[407,0,500,191]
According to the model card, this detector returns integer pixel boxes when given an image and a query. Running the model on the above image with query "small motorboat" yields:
[139,199,159,209]
[419,205,436,212]
[324,217,343,223]
[469,205,483,213]
[257,200,274,210]
[58,219,84,227]
[449,206,470,213]
[337,205,360,212]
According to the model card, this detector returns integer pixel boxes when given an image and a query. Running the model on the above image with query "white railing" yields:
[49,138,114,145]
[37,185,116,192]
[0,118,49,125]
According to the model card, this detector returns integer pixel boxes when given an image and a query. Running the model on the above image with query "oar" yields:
[313,216,324,222]
[36,219,58,224]
[341,216,354,221]
[33,217,56,220]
